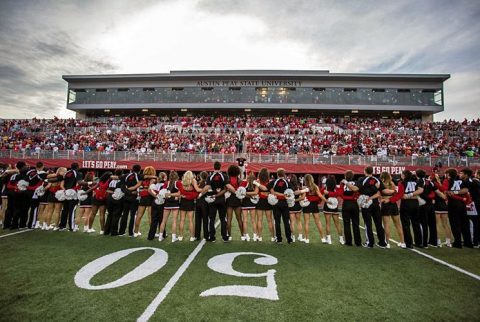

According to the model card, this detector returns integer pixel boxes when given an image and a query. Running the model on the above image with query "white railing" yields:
[0,149,478,167]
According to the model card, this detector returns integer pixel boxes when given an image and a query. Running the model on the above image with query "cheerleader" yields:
[338,171,361,246]
[322,175,344,245]
[159,171,180,242]
[194,172,209,241]
[288,174,304,242]
[88,172,112,234]
[0,163,9,227]
[241,172,258,241]
[389,170,424,248]
[175,171,202,241]
[43,167,67,230]
[431,173,451,247]
[104,169,124,236]
[302,174,328,244]
[148,172,167,240]
[379,172,406,248]
[254,168,275,242]
[225,165,244,241]
[443,169,472,248]
[75,172,95,232]
[133,166,156,237]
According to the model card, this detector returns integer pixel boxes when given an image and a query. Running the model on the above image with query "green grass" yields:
[0,210,479,322]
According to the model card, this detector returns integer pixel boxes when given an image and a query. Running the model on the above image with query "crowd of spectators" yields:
[0,116,478,157]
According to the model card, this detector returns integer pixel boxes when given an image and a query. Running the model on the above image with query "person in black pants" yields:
[194,171,209,241]
[416,169,438,247]
[203,161,229,242]
[7,162,28,229]
[339,171,362,246]
[59,162,83,231]
[389,170,424,248]
[268,168,292,243]
[26,162,47,229]
[346,166,388,248]
[148,172,167,240]
[104,169,124,236]
[460,168,479,247]
[119,164,143,237]
[444,168,473,248]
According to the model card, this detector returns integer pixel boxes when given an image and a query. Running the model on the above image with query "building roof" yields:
[63,70,450,83]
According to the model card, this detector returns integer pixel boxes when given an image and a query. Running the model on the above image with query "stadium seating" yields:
[0,116,478,157]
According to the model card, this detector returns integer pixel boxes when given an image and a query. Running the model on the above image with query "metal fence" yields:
[0,149,478,167]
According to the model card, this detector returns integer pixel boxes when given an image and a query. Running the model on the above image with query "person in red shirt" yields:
[225,165,244,241]
[88,171,112,233]
[379,172,405,248]
[431,172,451,247]
[133,166,156,237]
[254,168,275,242]
[175,171,202,241]
[302,174,328,244]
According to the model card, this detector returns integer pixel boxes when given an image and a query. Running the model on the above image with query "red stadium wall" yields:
[1,158,476,175]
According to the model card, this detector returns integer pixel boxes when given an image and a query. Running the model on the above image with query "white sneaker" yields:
[298,234,304,242]
[155,233,160,238]
[245,234,251,242]
[133,232,140,238]
[292,235,296,243]
[445,239,452,248]
[45,225,51,231]
[72,225,79,232]
[271,237,276,242]
[327,235,332,245]
[253,233,258,241]
[171,234,178,242]
[83,226,88,233]
[321,238,327,244]
[386,243,391,249]
[189,237,196,242]
[240,235,246,241]
[34,222,41,229]
[304,239,310,244]
[258,237,263,242]
[397,242,406,249]
[159,236,164,242]
[88,228,96,233]
[229,236,232,241]
[339,236,345,245]
[53,227,59,231]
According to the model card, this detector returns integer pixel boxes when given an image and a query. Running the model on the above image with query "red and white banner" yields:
[1,157,476,175]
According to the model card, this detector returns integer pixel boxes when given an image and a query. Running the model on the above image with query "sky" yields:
[0,0,479,121]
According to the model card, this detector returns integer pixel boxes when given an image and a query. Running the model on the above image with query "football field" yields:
[1,214,479,322]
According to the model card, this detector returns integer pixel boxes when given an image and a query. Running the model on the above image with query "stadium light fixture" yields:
[181,108,188,112]
[393,110,400,114]
[142,108,149,112]
[351,109,359,114]
[244,108,251,112]
[292,109,298,112]
[104,109,110,112]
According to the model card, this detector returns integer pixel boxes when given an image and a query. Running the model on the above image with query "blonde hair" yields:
[56,167,67,176]
[304,174,318,193]
[380,172,395,190]
[158,172,167,181]
[143,166,156,176]
[182,171,194,187]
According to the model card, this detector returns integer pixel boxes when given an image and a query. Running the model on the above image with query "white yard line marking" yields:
[351,218,480,281]
[137,220,220,322]
[0,229,32,239]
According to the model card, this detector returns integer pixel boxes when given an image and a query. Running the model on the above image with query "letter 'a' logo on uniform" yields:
[452,180,462,191]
